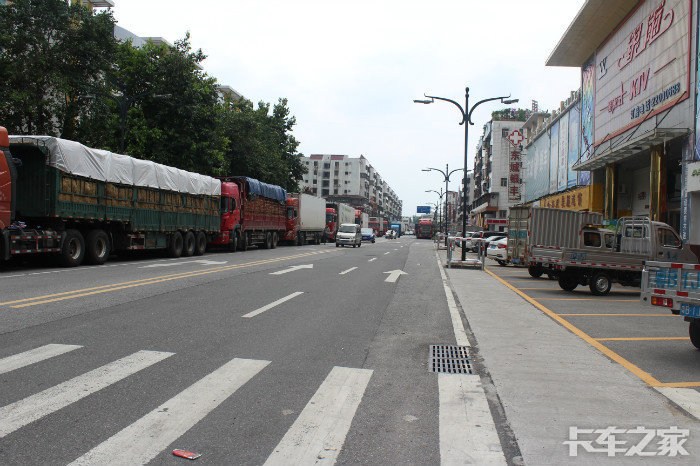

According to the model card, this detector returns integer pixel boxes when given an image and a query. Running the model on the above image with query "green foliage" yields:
[0,0,117,136]
[491,108,531,122]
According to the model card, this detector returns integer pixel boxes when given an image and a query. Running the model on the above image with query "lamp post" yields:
[415,88,517,260]
[426,189,445,233]
[422,164,466,235]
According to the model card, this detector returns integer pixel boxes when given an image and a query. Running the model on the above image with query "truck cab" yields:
[214,181,242,248]
[285,197,300,242]
[0,127,15,232]
[326,207,337,240]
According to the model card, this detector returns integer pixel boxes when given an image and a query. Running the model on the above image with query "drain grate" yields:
[428,345,472,374]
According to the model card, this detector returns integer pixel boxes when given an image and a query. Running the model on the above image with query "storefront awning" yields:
[572,128,689,171]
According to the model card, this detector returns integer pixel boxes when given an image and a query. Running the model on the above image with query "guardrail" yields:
[445,236,486,269]
[435,233,448,250]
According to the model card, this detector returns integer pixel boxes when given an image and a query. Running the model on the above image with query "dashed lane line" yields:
[242,292,304,318]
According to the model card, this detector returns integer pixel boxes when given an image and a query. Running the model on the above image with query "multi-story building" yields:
[298,154,403,219]
[470,112,529,231]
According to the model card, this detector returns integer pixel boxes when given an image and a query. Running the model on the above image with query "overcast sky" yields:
[112,0,586,217]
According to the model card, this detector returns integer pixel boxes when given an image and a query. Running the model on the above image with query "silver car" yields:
[335,223,362,248]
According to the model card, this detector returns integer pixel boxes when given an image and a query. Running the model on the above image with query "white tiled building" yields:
[298,154,403,219]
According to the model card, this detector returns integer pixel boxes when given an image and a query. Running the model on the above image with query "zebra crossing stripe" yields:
[0,350,173,438]
[265,366,373,465]
[70,358,270,465]
[439,373,505,465]
[0,344,82,375]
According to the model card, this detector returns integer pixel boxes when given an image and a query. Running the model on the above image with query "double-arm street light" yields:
[425,189,445,233]
[415,87,518,260]
[422,164,465,235]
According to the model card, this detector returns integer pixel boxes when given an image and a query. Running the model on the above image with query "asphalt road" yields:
[0,237,511,464]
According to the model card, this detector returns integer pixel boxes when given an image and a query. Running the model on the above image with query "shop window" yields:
[501,178,507,187]
[502,128,509,137]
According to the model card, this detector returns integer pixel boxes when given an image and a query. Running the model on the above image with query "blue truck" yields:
[388,222,401,238]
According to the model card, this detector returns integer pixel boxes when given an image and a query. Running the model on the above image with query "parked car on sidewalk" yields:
[470,231,504,252]
[487,237,508,266]
[361,227,376,243]
[335,223,362,248]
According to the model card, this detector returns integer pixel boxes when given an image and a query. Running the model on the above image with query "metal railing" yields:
[445,236,486,269]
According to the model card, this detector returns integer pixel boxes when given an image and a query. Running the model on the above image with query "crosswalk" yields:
[0,343,505,464]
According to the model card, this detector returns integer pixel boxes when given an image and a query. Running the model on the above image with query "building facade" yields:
[298,154,403,219]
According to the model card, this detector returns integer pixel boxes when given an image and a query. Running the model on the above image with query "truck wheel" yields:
[239,233,249,252]
[689,321,700,349]
[528,266,543,278]
[182,231,196,257]
[59,229,85,267]
[262,232,271,249]
[271,232,278,249]
[496,260,506,267]
[85,229,110,265]
[194,231,207,256]
[229,231,238,252]
[558,273,578,292]
[589,271,612,295]
[168,231,184,258]
[336,243,340,248]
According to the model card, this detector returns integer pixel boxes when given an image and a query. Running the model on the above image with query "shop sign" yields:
[684,161,700,192]
[509,146,522,202]
[541,186,590,211]
[594,0,691,146]
[487,219,508,225]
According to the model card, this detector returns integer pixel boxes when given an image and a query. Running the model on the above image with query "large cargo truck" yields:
[641,260,700,348]
[284,193,326,245]
[326,202,355,241]
[355,210,369,228]
[2,131,221,266]
[213,176,286,251]
[416,218,434,239]
[368,217,384,237]
[389,222,402,237]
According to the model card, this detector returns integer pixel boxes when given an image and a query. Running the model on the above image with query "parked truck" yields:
[326,202,355,241]
[355,210,369,228]
[510,206,697,295]
[641,260,700,348]
[388,222,402,237]
[2,131,222,266]
[368,217,384,237]
[213,176,287,251]
[284,193,326,245]
[416,218,434,239]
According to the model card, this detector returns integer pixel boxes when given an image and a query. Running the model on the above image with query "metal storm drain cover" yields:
[428,345,472,374]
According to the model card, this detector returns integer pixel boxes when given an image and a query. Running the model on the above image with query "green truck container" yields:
[1,132,221,266]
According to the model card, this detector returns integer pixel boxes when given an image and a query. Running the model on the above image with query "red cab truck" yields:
[213,176,287,251]
[284,193,326,245]
[325,202,355,241]
[368,217,384,237]
[416,218,434,239]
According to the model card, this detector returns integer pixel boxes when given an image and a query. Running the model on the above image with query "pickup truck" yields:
[641,261,700,348]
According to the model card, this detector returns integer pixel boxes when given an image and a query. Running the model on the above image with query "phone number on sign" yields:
[629,82,681,120]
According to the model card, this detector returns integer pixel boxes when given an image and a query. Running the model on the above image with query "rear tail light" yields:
[498,244,506,249]
[651,296,674,308]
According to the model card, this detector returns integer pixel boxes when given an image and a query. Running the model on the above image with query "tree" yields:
[0,0,117,136]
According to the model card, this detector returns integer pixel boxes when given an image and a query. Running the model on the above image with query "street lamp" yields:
[422,165,467,235]
[414,88,518,260]
[426,189,445,233]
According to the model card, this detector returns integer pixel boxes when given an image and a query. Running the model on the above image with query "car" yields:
[335,223,362,247]
[360,227,376,243]
[385,229,397,239]
[471,231,505,252]
[487,237,509,265]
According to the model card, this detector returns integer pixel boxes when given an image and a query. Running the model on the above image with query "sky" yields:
[112,0,586,217]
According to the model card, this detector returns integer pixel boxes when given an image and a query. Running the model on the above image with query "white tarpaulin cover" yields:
[7,135,221,196]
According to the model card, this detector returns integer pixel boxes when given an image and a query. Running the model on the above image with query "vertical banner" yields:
[580,55,595,185]
[558,112,569,191]
[549,121,559,193]
[507,130,523,202]
[568,103,581,188]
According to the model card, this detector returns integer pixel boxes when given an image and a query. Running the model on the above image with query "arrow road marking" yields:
[384,270,407,283]
[368,258,377,262]
[269,264,314,275]
[339,267,357,275]
[140,259,227,268]
[242,292,304,318]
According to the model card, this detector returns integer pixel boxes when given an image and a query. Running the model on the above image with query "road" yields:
[0,237,515,464]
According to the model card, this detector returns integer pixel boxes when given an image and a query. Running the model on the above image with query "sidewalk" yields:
[438,249,700,464]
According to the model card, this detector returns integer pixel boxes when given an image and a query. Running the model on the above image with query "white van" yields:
[335,223,362,248]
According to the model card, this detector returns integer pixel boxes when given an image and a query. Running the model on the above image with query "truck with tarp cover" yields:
[1,129,221,266]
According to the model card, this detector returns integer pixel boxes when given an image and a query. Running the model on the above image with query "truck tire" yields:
[589,271,612,295]
[496,260,507,266]
[528,265,543,278]
[262,232,271,249]
[182,231,196,257]
[558,273,578,292]
[168,231,184,258]
[230,231,238,252]
[239,232,249,252]
[271,232,278,249]
[194,231,207,256]
[59,229,85,267]
[85,229,110,265]
[689,320,700,349]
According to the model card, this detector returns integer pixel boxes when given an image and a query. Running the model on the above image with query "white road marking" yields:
[368,258,377,262]
[265,366,373,465]
[384,252,390,255]
[0,344,83,375]
[339,267,358,275]
[70,358,270,466]
[384,269,407,283]
[656,387,700,419]
[242,292,304,318]
[435,251,469,345]
[0,350,173,438]
[439,374,506,465]
[140,259,227,268]
[269,264,314,275]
